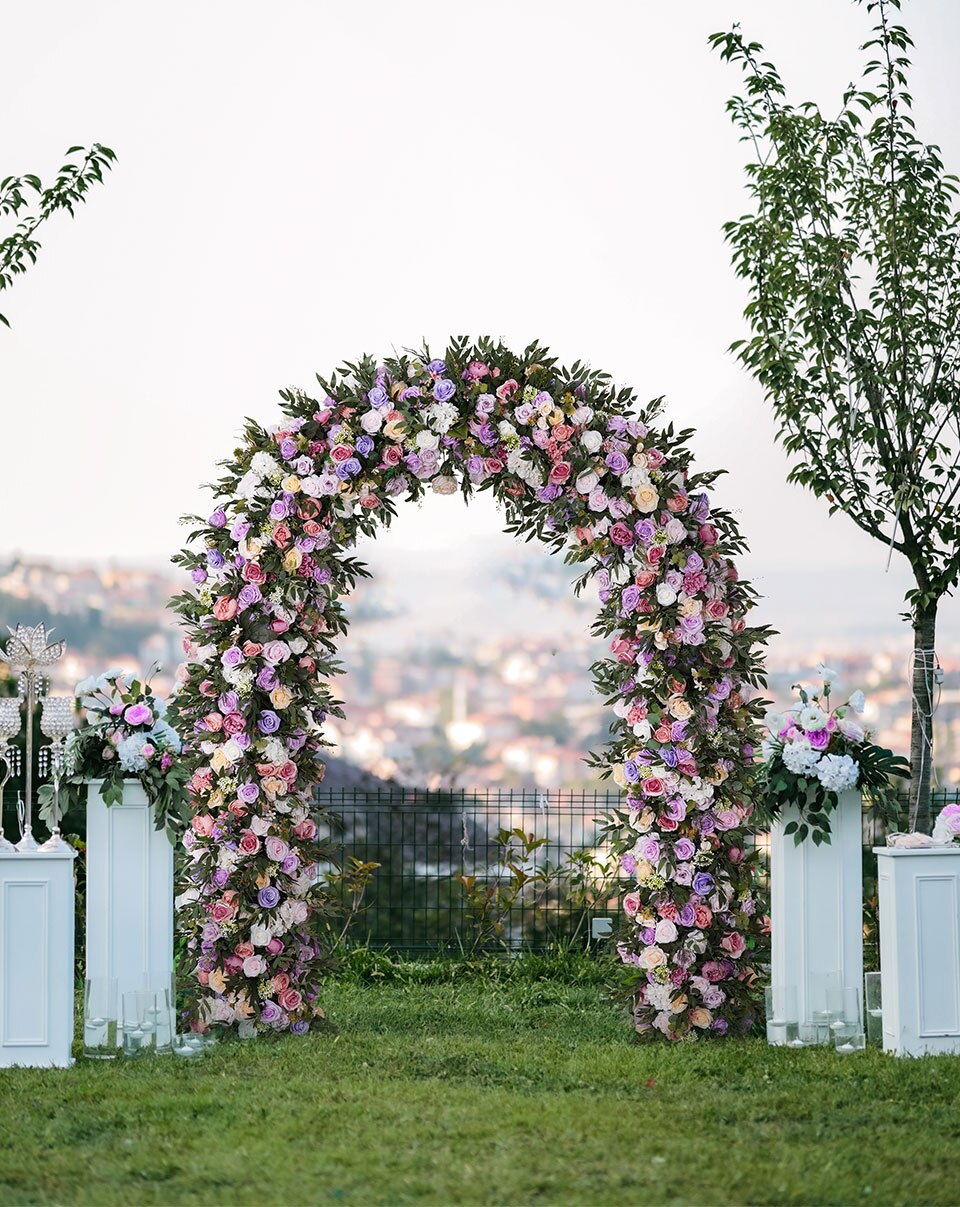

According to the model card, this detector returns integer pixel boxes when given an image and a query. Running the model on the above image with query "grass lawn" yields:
[2,964,960,1206]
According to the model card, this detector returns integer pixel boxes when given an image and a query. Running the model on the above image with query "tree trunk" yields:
[908,601,938,834]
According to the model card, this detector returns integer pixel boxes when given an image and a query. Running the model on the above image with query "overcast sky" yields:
[3,1,959,644]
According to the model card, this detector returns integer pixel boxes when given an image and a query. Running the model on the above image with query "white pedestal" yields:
[876,845,960,1057]
[0,846,77,1067]
[85,779,174,1006]
[770,789,863,1024]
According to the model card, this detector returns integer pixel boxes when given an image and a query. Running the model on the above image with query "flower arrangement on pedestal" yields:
[40,667,188,840]
[933,804,960,844]
[759,667,909,845]
[172,337,770,1039]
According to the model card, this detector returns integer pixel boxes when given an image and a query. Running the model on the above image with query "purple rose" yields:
[621,585,641,613]
[124,703,153,726]
[399,386,421,401]
[433,378,456,403]
[237,781,259,804]
[466,454,484,476]
[191,566,208,584]
[678,902,697,927]
[640,927,656,944]
[221,646,243,668]
[218,691,239,714]
[674,837,696,861]
[605,450,629,475]
[212,867,230,889]
[270,499,289,520]
[209,508,227,528]
[256,666,279,692]
[621,854,637,876]
[290,1019,310,1035]
[660,747,679,769]
[281,853,300,875]
[692,872,714,896]
[207,549,225,569]
[368,385,389,408]
[230,519,251,542]
[260,1000,282,1023]
[477,422,498,447]
[623,760,640,784]
[280,437,298,460]
[807,728,831,750]
[356,435,374,457]
[257,710,281,734]
[258,885,281,909]
[427,359,446,374]
[238,584,262,609]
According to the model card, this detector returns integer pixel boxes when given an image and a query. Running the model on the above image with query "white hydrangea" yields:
[250,451,279,477]
[815,753,860,792]
[781,739,822,776]
[117,734,150,772]
[427,401,458,433]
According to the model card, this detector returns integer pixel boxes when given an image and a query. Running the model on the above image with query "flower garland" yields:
[171,337,769,1039]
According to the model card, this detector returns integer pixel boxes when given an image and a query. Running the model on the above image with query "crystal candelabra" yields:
[0,698,22,851]
[0,623,69,852]
[39,696,74,850]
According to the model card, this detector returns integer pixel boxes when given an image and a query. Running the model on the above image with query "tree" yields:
[710,0,960,831]
[1,143,115,327]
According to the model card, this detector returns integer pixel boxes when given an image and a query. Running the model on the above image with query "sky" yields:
[3,0,960,647]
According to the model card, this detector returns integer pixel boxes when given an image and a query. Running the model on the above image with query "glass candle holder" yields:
[765,984,799,1046]
[864,971,883,1044]
[122,990,159,1058]
[83,977,118,1059]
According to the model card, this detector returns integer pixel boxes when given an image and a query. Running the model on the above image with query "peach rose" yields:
[272,972,290,994]
[192,813,214,836]
[213,596,238,621]
[633,485,660,513]
[638,945,666,969]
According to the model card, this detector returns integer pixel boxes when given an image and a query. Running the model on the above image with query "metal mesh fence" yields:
[316,785,960,953]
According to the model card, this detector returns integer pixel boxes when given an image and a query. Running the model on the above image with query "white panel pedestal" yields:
[876,846,960,1057]
[0,846,77,1067]
[85,779,174,1007]
[771,790,863,1025]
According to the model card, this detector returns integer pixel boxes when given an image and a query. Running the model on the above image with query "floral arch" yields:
[172,337,768,1041]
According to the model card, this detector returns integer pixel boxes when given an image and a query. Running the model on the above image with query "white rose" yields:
[572,405,594,425]
[416,431,439,451]
[576,470,599,495]
[300,475,323,498]
[497,421,517,439]
[632,718,652,742]
[581,430,603,454]
[656,584,677,606]
[360,409,383,433]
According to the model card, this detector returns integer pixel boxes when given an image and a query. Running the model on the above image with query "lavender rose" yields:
[257,710,281,735]
[258,885,281,909]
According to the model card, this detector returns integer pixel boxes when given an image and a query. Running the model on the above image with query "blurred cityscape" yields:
[2,544,958,790]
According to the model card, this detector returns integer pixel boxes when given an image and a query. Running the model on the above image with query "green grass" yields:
[2,964,960,1206]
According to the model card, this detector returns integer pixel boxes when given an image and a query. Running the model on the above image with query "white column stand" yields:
[84,779,174,1010]
[876,845,960,1056]
[770,789,863,1024]
[0,846,77,1067]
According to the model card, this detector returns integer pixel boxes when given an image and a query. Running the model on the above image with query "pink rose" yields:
[635,571,656,588]
[243,561,266,584]
[266,937,284,955]
[265,836,290,863]
[330,444,353,462]
[610,522,634,547]
[293,818,318,841]
[623,891,641,917]
[278,987,303,1012]
[382,445,402,466]
[203,712,223,733]
[239,830,260,855]
[548,462,572,484]
[645,448,665,468]
[705,599,728,620]
[495,378,518,401]
[223,712,246,736]
[272,972,290,993]
[699,523,718,546]
[192,813,214,837]
[263,640,290,665]
[641,776,665,797]
[721,932,746,959]
[234,941,254,959]
[242,954,267,978]
[693,904,713,929]
[123,703,154,727]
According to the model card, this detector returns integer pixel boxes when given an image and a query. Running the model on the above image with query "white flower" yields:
[815,753,859,792]
[424,401,457,433]
[117,734,150,772]
[75,675,99,695]
[571,405,594,426]
[797,705,827,731]
[816,663,839,683]
[238,471,262,501]
[760,738,777,762]
[416,430,439,451]
[764,710,786,732]
[632,719,652,742]
[360,409,383,434]
[575,469,599,495]
[837,716,865,743]
[300,475,324,498]
[581,430,603,454]
[620,467,649,489]
[848,690,866,714]
[250,451,278,478]
[781,739,822,776]
[932,807,960,844]
[656,584,677,606]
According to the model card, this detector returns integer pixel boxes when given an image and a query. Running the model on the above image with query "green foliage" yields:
[0,144,115,327]
[710,3,960,616]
